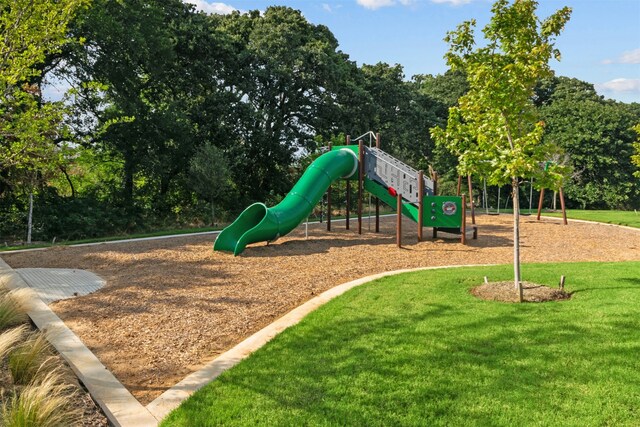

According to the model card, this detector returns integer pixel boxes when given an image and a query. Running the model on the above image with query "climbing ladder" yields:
[364,147,434,202]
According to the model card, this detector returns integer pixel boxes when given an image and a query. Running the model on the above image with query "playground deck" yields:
[2,214,639,405]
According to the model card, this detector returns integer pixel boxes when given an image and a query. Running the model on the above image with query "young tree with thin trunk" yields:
[632,124,640,178]
[431,0,571,301]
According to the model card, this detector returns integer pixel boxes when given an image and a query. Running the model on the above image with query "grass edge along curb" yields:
[147,263,495,420]
[162,261,640,427]
[542,209,640,229]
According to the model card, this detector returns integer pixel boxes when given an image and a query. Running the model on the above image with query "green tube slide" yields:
[214,148,359,255]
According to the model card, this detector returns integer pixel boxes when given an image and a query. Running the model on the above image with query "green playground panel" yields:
[423,196,463,228]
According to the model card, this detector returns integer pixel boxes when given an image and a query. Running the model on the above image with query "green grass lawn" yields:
[162,262,640,427]
[542,209,640,228]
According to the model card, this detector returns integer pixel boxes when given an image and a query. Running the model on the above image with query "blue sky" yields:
[188,0,640,103]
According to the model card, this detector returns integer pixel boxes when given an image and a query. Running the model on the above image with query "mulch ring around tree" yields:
[471,281,571,303]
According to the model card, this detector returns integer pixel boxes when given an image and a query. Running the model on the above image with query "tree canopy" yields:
[0,0,637,244]
[0,0,88,176]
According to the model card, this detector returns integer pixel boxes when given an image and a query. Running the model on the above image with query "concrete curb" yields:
[1,231,221,254]
[0,257,158,427]
[146,263,495,420]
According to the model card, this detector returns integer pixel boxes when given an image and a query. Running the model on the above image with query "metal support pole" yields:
[461,194,467,245]
[418,170,424,242]
[397,193,402,248]
[559,187,568,225]
[529,177,534,213]
[358,140,364,235]
[483,178,488,214]
[536,187,545,221]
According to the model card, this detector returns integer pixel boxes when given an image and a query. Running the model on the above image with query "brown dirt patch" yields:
[471,281,571,303]
[1,214,639,405]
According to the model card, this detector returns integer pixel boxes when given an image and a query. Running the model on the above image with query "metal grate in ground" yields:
[16,268,105,304]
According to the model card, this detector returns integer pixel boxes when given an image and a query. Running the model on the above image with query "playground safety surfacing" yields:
[1,214,639,425]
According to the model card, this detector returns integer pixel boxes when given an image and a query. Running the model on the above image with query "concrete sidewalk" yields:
[16,268,105,304]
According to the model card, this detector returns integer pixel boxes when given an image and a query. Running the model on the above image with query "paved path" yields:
[16,268,105,304]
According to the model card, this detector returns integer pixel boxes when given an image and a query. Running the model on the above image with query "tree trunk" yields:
[211,201,215,226]
[123,156,135,202]
[512,178,523,302]
[27,193,33,245]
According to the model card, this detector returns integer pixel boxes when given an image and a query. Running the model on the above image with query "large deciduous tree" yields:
[217,7,357,201]
[633,124,640,179]
[539,77,639,209]
[0,0,87,176]
[431,0,571,301]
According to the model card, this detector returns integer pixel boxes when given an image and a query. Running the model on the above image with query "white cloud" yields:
[596,78,640,93]
[356,0,396,9]
[602,48,640,65]
[431,0,473,5]
[323,3,333,12]
[357,0,469,9]
[620,48,640,64]
[185,1,237,15]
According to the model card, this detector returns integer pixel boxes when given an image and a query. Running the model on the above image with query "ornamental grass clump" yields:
[8,332,56,385]
[0,289,32,331]
[0,325,27,360]
[1,369,80,427]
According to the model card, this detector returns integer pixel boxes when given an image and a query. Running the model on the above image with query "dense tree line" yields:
[1,2,638,243]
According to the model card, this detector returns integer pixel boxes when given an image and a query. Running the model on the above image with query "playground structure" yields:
[214,132,475,255]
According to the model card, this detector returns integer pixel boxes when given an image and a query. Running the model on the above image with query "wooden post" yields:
[417,170,424,242]
[375,132,380,232]
[461,194,467,245]
[559,187,568,225]
[467,175,475,225]
[456,175,462,196]
[358,139,364,235]
[327,142,332,231]
[346,180,350,230]
[536,187,545,220]
[397,193,402,248]
[346,135,351,231]
[432,170,438,239]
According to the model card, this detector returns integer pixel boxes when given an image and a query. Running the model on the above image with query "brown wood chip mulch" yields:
[2,214,639,404]
[471,281,571,303]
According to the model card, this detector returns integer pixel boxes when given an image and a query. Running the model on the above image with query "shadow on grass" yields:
[177,302,640,425]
